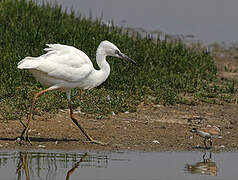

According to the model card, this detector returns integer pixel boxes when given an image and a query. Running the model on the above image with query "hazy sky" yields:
[46,0,238,43]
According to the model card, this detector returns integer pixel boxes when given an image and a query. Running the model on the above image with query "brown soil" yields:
[1,48,238,152]
[0,102,238,152]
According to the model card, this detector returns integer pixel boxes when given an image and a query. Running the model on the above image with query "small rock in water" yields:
[38,145,46,148]
[16,137,21,143]
[152,140,160,144]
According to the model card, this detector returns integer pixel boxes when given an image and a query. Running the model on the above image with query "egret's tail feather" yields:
[44,44,64,52]
[17,57,39,69]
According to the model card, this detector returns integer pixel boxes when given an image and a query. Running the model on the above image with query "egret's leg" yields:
[20,87,57,144]
[66,91,106,145]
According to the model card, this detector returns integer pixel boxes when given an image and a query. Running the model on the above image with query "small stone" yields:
[220,145,225,148]
[59,109,67,113]
[38,145,46,148]
[16,137,21,143]
[152,140,160,144]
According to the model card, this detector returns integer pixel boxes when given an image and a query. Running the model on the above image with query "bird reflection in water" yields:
[16,152,30,180]
[185,151,217,176]
[16,152,90,180]
[66,152,88,180]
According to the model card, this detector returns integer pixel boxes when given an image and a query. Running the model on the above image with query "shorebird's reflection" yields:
[66,152,88,180]
[185,151,217,176]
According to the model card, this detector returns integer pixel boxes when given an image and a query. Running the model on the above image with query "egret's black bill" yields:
[119,52,136,65]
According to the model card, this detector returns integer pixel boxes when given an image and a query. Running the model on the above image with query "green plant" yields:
[0,0,236,120]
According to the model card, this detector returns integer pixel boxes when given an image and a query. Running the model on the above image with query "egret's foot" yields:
[84,139,108,146]
[18,136,32,146]
[19,128,32,146]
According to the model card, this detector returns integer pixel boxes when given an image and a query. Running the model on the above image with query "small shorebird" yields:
[191,125,221,149]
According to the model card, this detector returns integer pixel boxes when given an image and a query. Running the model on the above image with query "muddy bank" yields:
[1,103,237,152]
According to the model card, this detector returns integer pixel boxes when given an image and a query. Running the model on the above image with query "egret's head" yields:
[98,40,136,64]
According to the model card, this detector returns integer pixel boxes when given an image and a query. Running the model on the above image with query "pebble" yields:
[38,145,46,148]
[152,140,160,144]
[16,137,21,143]
[59,109,67,113]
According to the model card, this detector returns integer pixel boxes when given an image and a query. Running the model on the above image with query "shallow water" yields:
[0,150,237,179]
[44,0,238,43]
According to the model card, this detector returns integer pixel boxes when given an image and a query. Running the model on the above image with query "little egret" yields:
[17,40,136,145]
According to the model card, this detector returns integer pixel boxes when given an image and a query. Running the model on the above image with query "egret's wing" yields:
[43,44,93,67]
[18,44,94,82]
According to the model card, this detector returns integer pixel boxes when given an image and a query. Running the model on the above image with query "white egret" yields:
[17,40,136,145]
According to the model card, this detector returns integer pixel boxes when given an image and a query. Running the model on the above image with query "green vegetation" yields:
[0,0,237,120]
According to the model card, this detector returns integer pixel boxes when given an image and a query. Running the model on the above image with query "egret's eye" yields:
[115,50,120,55]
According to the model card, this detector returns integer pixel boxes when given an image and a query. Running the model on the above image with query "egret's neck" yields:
[95,49,110,83]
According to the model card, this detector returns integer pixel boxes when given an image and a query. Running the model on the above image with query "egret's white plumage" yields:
[18,41,132,89]
[17,40,135,145]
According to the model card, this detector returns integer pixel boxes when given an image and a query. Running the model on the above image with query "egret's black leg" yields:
[67,100,106,145]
